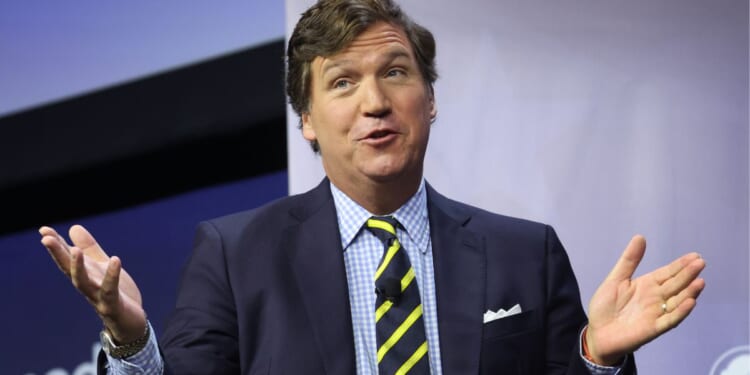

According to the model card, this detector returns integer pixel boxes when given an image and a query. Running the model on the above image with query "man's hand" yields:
[585,235,706,366]
[40,225,147,344]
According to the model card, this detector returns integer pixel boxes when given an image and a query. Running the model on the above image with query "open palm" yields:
[585,235,706,365]
[40,224,147,343]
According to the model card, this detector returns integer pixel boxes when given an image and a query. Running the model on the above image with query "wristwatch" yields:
[100,323,150,359]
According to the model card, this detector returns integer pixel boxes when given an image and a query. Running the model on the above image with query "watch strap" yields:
[101,322,151,359]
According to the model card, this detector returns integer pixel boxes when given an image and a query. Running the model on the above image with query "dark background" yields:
[0,40,287,235]
[1,39,291,374]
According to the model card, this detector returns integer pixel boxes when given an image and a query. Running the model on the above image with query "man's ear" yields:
[301,112,317,142]
[428,91,437,122]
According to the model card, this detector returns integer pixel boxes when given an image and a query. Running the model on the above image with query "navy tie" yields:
[365,216,429,375]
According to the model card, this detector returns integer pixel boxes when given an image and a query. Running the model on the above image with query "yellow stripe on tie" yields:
[367,218,396,235]
[375,300,393,322]
[377,305,423,362]
[396,341,428,375]
[374,239,400,281]
[401,267,415,292]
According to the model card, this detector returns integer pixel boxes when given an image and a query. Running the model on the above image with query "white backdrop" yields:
[286,1,749,373]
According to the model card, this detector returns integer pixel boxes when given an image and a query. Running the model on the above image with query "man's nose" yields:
[360,78,391,118]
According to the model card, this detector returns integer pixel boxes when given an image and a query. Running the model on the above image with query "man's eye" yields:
[333,79,350,89]
[386,69,405,78]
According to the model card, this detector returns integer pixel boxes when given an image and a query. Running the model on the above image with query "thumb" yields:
[605,235,646,282]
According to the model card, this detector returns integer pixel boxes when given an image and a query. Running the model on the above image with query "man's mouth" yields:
[368,130,393,139]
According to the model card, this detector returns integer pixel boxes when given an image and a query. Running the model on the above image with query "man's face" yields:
[302,21,436,190]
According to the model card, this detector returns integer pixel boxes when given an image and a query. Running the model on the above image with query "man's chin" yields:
[362,166,420,185]
[365,173,402,183]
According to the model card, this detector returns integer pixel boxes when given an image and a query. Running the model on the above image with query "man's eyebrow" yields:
[321,59,353,77]
[320,49,413,76]
[383,50,411,62]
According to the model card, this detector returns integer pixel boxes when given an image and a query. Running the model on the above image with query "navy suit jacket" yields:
[149,179,636,374]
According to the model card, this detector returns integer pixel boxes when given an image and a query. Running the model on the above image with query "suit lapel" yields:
[427,185,485,374]
[283,180,356,375]
[280,181,486,374]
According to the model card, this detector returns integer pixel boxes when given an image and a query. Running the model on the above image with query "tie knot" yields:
[365,216,400,246]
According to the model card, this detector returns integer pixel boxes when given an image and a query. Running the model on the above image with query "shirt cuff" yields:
[579,326,626,375]
[105,321,164,375]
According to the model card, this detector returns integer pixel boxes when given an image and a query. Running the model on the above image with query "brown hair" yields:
[286,0,438,151]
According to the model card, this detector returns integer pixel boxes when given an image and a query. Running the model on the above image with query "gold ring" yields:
[661,302,667,314]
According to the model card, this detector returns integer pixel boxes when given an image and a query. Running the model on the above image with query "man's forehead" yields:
[345,22,410,49]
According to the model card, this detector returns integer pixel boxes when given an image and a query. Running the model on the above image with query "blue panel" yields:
[0,0,285,115]
[2,171,288,374]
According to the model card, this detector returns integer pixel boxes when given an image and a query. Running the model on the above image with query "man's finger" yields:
[40,228,73,277]
[98,256,122,319]
[656,296,698,334]
[653,252,702,285]
[665,277,706,313]
[69,225,109,262]
[39,226,61,241]
[660,257,706,297]
[69,247,96,298]
[605,235,646,282]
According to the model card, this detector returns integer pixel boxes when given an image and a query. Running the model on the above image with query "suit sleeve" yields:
[543,225,636,375]
[158,221,241,374]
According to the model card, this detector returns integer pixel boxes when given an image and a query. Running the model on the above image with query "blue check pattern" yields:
[332,180,443,375]
[105,321,163,374]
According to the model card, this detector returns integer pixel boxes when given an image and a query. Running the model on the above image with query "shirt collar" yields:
[331,179,430,253]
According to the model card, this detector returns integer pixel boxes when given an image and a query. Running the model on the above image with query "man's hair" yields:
[286,0,438,152]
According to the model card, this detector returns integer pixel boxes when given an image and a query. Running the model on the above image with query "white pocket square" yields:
[483,303,522,323]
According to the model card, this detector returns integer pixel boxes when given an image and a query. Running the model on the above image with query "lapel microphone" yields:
[376,277,402,303]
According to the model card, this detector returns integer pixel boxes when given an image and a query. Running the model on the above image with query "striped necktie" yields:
[365,216,429,375]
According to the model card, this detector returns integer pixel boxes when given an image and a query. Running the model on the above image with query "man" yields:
[40,0,706,374]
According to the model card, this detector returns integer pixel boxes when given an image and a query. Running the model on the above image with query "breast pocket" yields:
[482,309,540,341]
[480,309,544,374]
